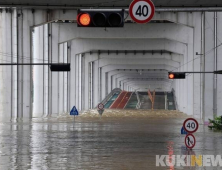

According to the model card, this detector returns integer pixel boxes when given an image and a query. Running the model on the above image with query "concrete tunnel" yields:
[1,6,221,122]
[1,1,222,169]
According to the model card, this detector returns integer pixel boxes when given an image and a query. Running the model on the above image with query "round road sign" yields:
[185,134,196,149]
[97,103,104,110]
[183,118,199,133]
[129,0,155,24]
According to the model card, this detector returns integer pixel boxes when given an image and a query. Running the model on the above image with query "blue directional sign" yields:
[181,126,188,135]
[70,106,79,116]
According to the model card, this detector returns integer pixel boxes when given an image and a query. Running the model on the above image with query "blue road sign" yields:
[70,106,79,116]
[181,126,188,135]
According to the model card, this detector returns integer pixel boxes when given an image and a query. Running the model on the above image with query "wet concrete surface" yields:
[0,109,221,170]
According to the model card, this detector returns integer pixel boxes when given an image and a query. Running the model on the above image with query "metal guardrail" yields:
[172,88,178,110]
[135,91,141,109]
[100,88,122,106]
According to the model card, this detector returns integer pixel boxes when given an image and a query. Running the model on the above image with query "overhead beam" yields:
[1,4,222,12]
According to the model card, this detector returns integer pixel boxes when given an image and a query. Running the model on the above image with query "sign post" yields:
[97,103,104,116]
[70,106,79,122]
[129,0,155,24]
[182,118,199,149]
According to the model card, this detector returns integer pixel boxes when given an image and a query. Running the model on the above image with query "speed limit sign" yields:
[183,118,199,133]
[129,0,155,24]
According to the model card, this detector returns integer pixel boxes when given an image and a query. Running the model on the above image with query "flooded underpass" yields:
[0,110,221,170]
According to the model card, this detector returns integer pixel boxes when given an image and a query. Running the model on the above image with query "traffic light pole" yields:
[182,72,214,73]
[0,63,67,65]
[169,71,222,74]
[168,71,222,79]
[0,63,71,71]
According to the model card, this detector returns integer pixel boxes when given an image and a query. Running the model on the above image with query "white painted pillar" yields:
[43,24,49,117]
[69,41,75,110]
[17,9,25,118]
[33,26,44,117]
[193,12,202,119]
[51,23,59,116]
[64,43,68,113]
[83,54,89,110]
[33,24,49,117]
[12,9,18,119]
[79,54,82,110]
[93,60,99,107]
[0,11,6,118]
[58,43,64,114]
[217,12,222,116]
[75,54,79,109]
[0,9,13,120]
[204,12,214,121]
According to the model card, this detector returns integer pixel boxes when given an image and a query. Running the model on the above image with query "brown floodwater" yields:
[0,109,221,170]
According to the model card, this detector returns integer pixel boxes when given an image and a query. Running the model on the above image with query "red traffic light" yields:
[77,10,124,27]
[169,73,175,79]
[168,72,186,79]
[77,13,91,26]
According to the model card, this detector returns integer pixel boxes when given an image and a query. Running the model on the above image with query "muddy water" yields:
[0,109,221,170]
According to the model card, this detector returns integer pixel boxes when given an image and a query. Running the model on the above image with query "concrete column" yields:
[43,24,49,117]
[78,54,83,110]
[93,60,99,107]
[75,54,79,109]
[70,41,76,110]
[105,72,108,96]
[64,43,68,113]
[51,23,59,116]
[33,24,49,117]
[81,54,85,110]
[204,12,214,121]
[48,23,52,116]
[58,43,64,114]
[98,67,102,102]
[83,54,90,110]
[12,9,18,119]
[193,12,202,119]
[89,61,93,109]
[33,26,44,117]
[217,12,222,116]
[0,9,13,120]
[17,9,33,118]
[0,9,3,118]
[67,42,71,111]
[5,9,13,118]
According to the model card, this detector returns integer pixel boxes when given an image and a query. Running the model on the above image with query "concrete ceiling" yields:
[0,0,222,7]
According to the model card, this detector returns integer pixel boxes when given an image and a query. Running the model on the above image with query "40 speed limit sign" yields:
[183,118,199,133]
[129,0,155,24]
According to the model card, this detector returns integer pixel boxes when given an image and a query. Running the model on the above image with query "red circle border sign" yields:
[183,118,199,133]
[129,0,155,24]
[185,134,196,149]
[97,103,104,110]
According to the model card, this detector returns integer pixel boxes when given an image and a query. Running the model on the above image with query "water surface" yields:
[0,110,221,170]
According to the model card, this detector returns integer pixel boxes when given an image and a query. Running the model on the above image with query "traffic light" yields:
[50,64,70,72]
[77,9,124,27]
[214,70,222,74]
[168,72,186,79]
